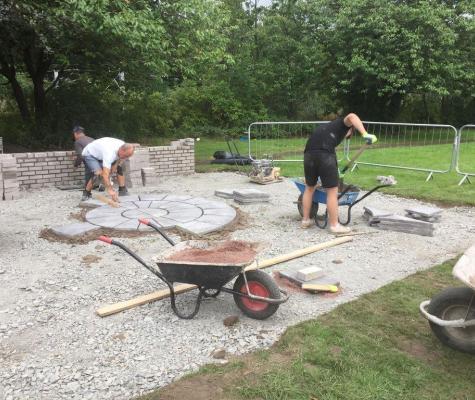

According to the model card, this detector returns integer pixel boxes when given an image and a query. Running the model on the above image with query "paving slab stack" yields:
[364,206,436,237]
[0,154,20,200]
[214,189,235,199]
[405,206,443,222]
[233,189,270,204]
[141,167,159,186]
[128,147,150,187]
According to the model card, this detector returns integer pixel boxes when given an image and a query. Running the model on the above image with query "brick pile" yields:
[128,147,149,187]
[0,154,20,200]
[148,138,194,177]
[141,167,159,186]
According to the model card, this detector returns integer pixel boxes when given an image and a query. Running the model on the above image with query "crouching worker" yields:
[301,113,377,234]
[81,137,134,202]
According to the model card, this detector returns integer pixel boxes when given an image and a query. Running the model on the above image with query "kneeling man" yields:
[82,137,134,201]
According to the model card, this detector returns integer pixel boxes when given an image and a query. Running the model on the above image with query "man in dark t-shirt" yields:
[72,126,95,200]
[301,113,377,234]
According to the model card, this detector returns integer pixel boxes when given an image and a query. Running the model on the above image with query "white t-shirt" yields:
[82,137,125,169]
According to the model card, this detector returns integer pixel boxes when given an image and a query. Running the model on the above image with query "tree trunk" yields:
[0,60,31,122]
[24,46,52,139]
[10,74,31,123]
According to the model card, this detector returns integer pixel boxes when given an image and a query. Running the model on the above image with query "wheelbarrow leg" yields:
[98,236,203,319]
[339,184,392,226]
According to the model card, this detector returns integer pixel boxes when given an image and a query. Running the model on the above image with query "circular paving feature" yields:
[85,194,236,235]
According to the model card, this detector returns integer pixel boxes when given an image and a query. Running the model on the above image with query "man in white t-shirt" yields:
[82,137,134,201]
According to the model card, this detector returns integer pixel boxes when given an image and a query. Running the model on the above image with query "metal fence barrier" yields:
[349,121,458,181]
[246,121,348,163]
[455,125,475,185]
[247,120,458,182]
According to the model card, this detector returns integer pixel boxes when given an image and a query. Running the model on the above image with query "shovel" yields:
[338,139,372,189]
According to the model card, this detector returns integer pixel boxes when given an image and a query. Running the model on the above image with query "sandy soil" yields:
[1,172,474,400]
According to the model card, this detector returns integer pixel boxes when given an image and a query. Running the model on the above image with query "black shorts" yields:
[303,151,338,188]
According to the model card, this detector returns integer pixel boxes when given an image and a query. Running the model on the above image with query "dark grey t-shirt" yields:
[74,135,94,166]
[304,118,349,153]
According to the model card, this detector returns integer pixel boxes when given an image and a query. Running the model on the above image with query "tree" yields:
[0,1,166,140]
[314,0,474,121]
[0,0,235,142]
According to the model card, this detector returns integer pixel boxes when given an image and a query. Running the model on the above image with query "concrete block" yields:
[296,266,324,282]
[278,269,338,288]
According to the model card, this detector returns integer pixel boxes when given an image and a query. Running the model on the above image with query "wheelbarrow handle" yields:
[98,236,203,319]
[138,218,176,246]
[98,235,113,244]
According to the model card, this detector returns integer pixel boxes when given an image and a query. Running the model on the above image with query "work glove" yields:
[362,133,377,145]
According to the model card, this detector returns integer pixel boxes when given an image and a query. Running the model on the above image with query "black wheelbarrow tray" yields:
[294,179,392,228]
[98,218,288,320]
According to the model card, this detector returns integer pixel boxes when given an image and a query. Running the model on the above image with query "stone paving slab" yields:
[79,199,106,209]
[214,189,235,199]
[405,205,443,217]
[138,194,168,201]
[203,208,236,217]
[178,221,223,235]
[116,195,140,202]
[77,193,236,235]
[52,222,100,238]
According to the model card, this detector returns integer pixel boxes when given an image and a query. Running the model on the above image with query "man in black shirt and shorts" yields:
[302,113,377,234]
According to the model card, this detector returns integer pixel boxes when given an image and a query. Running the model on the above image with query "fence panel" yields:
[348,121,458,181]
[455,125,475,185]
[246,121,348,164]
[247,120,458,181]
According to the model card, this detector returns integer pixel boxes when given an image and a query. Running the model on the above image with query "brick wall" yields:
[148,138,195,176]
[10,138,195,190]
[15,151,84,189]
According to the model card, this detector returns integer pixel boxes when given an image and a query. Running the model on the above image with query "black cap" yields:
[73,125,84,134]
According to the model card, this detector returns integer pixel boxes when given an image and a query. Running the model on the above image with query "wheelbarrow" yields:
[294,180,392,228]
[98,218,288,320]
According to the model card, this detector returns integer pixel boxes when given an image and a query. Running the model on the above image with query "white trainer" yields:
[301,219,314,229]
[329,224,352,235]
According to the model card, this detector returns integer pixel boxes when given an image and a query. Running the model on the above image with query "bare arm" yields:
[343,113,367,135]
[101,167,118,201]
[73,142,83,167]
[101,167,113,190]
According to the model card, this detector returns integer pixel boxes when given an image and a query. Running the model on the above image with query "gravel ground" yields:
[1,172,475,400]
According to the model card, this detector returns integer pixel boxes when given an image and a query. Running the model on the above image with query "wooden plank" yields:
[244,236,353,271]
[94,194,120,208]
[96,236,353,317]
[96,283,196,317]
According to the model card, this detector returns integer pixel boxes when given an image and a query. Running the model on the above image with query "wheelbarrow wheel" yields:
[297,194,318,218]
[427,287,475,354]
[233,270,280,320]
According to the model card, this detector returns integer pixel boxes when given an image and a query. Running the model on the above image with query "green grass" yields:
[142,260,475,400]
[194,138,475,206]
